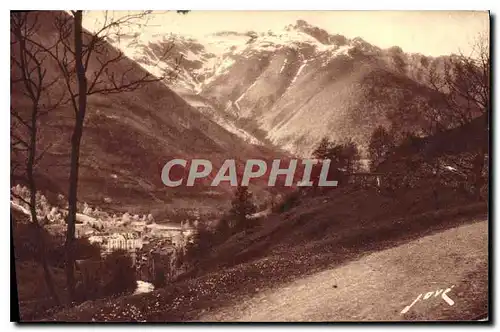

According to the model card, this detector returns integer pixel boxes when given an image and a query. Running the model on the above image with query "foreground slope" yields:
[200,220,487,321]
[45,183,487,322]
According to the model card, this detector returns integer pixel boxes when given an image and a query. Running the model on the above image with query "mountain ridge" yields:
[110,19,453,157]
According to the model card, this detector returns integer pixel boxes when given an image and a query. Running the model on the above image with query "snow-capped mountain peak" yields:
[108,20,359,94]
[106,20,415,154]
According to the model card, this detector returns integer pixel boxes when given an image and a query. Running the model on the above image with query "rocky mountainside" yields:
[113,19,451,157]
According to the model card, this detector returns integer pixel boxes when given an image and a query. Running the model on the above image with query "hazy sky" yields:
[84,11,489,57]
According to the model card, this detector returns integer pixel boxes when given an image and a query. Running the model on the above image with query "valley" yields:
[11,11,490,323]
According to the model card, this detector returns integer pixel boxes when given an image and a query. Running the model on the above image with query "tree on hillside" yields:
[182,221,214,265]
[10,12,67,306]
[388,45,406,74]
[428,34,489,127]
[16,11,184,301]
[368,126,395,171]
[312,137,331,160]
[341,139,361,173]
[230,185,257,231]
[101,249,137,297]
[312,137,361,174]
[385,35,489,200]
[427,35,489,199]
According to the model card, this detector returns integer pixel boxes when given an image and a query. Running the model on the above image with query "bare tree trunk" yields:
[13,10,172,304]
[26,104,60,306]
[65,10,87,303]
[15,15,62,304]
[34,223,61,306]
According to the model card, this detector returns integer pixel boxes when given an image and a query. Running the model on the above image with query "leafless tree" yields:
[427,34,489,199]
[427,34,489,127]
[18,10,182,301]
[10,11,67,306]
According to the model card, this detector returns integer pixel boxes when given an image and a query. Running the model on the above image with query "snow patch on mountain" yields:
[291,60,308,85]
[202,33,250,57]
[280,58,288,73]
[203,56,236,87]
[234,80,258,113]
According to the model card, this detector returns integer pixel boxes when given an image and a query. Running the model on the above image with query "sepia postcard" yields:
[10,10,490,323]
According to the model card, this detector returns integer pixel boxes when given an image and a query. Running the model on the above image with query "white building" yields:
[88,232,143,253]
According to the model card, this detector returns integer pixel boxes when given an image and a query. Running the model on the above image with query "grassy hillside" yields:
[44,181,487,321]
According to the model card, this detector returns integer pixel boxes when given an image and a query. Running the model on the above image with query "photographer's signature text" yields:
[401,285,455,314]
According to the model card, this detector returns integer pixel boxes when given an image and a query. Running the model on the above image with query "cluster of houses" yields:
[85,219,195,265]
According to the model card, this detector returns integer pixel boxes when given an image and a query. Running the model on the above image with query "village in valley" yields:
[11,184,197,292]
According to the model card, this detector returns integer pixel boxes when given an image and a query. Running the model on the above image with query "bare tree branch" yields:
[10,11,62,306]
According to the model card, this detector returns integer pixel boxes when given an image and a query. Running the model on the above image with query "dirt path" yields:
[198,220,488,322]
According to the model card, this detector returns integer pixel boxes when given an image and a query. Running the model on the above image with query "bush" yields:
[272,190,302,213]
[73,250,137,303]
[101,250,137,297]
[182,223,214,265]
[74,238,102,260]
[213,216,232,243]
[229,186,257,231]
[46,237,101,268]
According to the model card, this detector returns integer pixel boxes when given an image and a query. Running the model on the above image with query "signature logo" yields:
[401,285,455,314]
